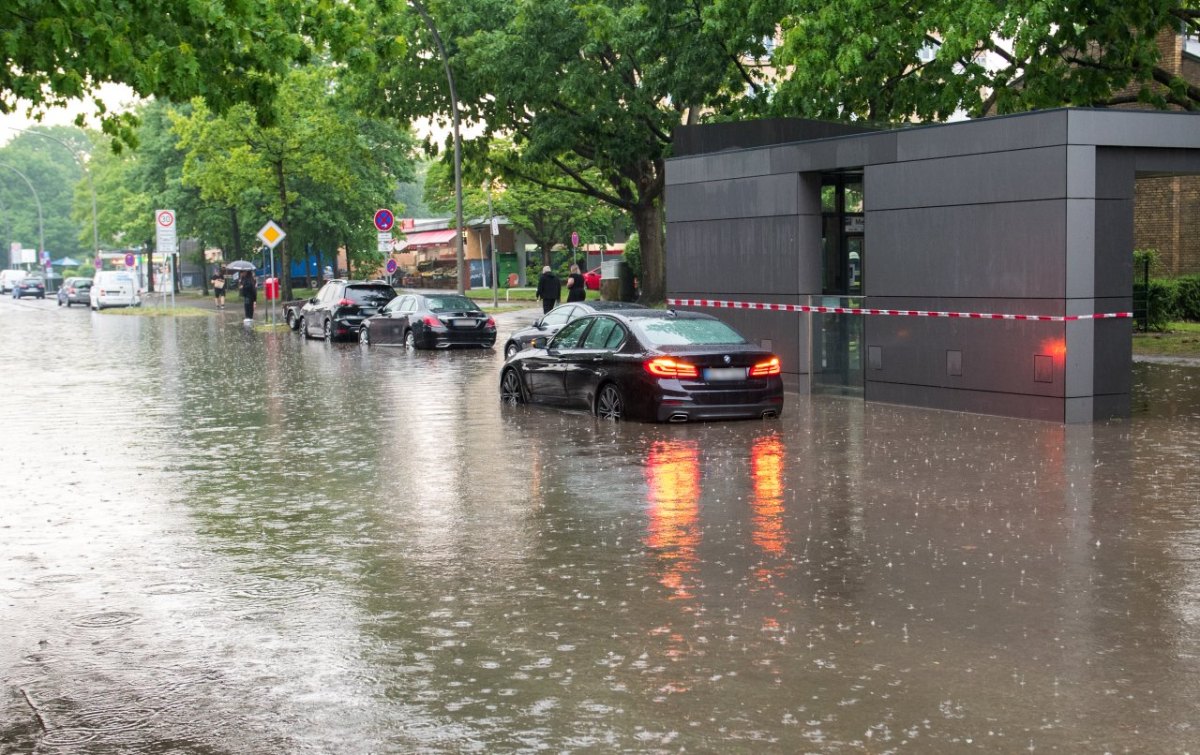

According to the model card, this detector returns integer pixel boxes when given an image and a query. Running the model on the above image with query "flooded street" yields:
[1,296,1198,753]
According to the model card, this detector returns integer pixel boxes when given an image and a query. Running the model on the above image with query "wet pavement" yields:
[1,294,1198,753]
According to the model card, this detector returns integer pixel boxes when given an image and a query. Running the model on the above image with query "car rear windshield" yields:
[346,286,396,305]
[635,317,747,346]
[427,296,480,313]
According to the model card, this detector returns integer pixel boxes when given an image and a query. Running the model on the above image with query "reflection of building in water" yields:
[750,433,788,558]
[644,439,702,601]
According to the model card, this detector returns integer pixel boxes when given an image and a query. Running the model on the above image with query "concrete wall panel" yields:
[1094,199,1134,298]
[667,216,805,295]
[668,149,772,186]
[866,201,1067,298]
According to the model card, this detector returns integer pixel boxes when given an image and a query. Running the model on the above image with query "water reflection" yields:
[644,439,702,601]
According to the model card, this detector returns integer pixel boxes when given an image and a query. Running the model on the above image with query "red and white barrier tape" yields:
[667,298,1132,322]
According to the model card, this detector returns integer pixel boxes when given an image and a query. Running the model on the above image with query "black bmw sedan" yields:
[502,300,647,358]
[499,310,784,422]
[359,292,496,349]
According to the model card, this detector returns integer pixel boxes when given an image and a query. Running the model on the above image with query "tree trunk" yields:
[632,200,665,304]
[304,242,313,289]
[274,160,293,302]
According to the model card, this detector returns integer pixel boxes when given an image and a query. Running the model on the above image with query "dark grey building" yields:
[665,108,1200,422]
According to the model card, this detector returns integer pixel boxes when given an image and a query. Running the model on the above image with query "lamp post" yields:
[0,162,45,268]
[408,0,466,295]
[7,127,99,265]
[484,179,498,308]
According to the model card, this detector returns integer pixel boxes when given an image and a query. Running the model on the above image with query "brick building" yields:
[1126,28,1200,276]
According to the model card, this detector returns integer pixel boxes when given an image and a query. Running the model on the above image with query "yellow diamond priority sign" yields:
[257,220,286,249]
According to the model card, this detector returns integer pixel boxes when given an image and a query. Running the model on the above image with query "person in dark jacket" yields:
[239,270,257,321]
[535,265,561,314]
[566,263,586,303]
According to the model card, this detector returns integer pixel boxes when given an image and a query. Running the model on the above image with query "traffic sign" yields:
[155,209,177,253]
[376,232,392,252]
[93,257,102,271]
[570,231,580,247]
[386,259,398,275]
[257,220,286,249]
[124,253,135,268]
[374,208,395,232]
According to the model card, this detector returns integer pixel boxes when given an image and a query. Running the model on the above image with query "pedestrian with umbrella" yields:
[226,261,257,321]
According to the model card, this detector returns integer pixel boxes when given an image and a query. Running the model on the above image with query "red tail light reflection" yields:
[644,357,698,378]
[485,316,496,328]
[422,315,442,327]
[337,298,355,307]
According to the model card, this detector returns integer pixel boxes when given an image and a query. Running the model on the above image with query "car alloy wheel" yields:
[404,330,416,350]
[298,316,307,337]
[323,319,333,341]
[359,327,370,346]
[286,311,297,330]
[504,341,519,359]
[500,369,525,404]
[596,383,624,421]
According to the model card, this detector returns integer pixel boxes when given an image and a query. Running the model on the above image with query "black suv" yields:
[298,280,397,341]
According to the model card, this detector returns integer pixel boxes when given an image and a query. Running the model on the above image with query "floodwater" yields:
[1,296,1198,754]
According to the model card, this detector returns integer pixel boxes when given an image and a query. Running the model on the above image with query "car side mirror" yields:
[309,297,318,304]
[534,319,545,329]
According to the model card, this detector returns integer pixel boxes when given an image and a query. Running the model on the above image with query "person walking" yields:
[239,270,257,321]
[535,265,561,314]
[566,263,586,303]
[211,269,226,309]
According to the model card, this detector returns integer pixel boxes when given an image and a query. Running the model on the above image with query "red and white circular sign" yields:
[157,210,175,228]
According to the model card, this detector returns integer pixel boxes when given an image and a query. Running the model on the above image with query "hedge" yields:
[1142,274,1200,330]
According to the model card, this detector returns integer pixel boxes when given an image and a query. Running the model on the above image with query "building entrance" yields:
[813,174,865,395]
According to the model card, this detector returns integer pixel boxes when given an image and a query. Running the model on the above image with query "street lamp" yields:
[408,0,466,296]
[0,162,45,268]
[7,127,99,266]
[484,178,499,307]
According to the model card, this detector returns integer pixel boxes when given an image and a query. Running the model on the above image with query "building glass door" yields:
[813,174,865,396]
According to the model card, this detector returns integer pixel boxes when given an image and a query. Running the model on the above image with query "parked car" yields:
[502,300,647,359]
[584,266,602,290]
[359,292,496,349]
[0,269,27,293]
[297,280,397,341]
[11,275,45,299]
[90,270,141,310]
[499,309,784,423]
[56,277,93,307]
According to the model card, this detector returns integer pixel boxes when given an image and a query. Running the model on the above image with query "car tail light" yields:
[68,287,76,294]
[337,298,355,307]
[485,316,496,328]
[749,357,781,377]
[644,357,699,378]
[422,315,442,327]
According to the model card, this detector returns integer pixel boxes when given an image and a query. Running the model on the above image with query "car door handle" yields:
[591,357,603,362]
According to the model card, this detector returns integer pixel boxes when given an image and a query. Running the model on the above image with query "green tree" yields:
[331,0,778,303]
[770,0,1200,122]
[1,0,315,143]
[0,127,89,262]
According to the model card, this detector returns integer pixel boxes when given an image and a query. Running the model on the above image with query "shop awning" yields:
[395,228,459,250]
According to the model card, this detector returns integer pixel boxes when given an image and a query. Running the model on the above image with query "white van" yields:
[0,269,27,293]
[90,271,141,310]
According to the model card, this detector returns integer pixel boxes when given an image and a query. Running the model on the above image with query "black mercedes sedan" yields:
[359,292,496,349]
[499,310,784,422]
[501,300,647,358]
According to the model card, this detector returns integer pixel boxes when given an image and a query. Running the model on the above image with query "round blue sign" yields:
[125,253,135,267]
[386,259,398,274]
[374,208,395,232]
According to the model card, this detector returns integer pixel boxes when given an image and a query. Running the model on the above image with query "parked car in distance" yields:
[57,277,93,307]
[297,280,397,341]
[90,270,140,310]
[0,269,28,293]
[502,300,647,359]
[499,309,784,423]
[11,275,46,299]
[359,292,496,349]
[584,266,602,290]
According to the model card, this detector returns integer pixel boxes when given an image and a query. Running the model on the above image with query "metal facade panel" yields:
[866,381,1066,422]
[869,147,1068,210]
[893,110,1069,162]
[769,132,899,173]
[668,173,800,222]
[866,201,1067,298]
[1065,199,1096,299]
[1094,199,1134,298]
[667,149,772,185]
[1095,149,1136,199]
[1067,109,1200,149]
[666,217,802,295]
[668,299,809,377]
